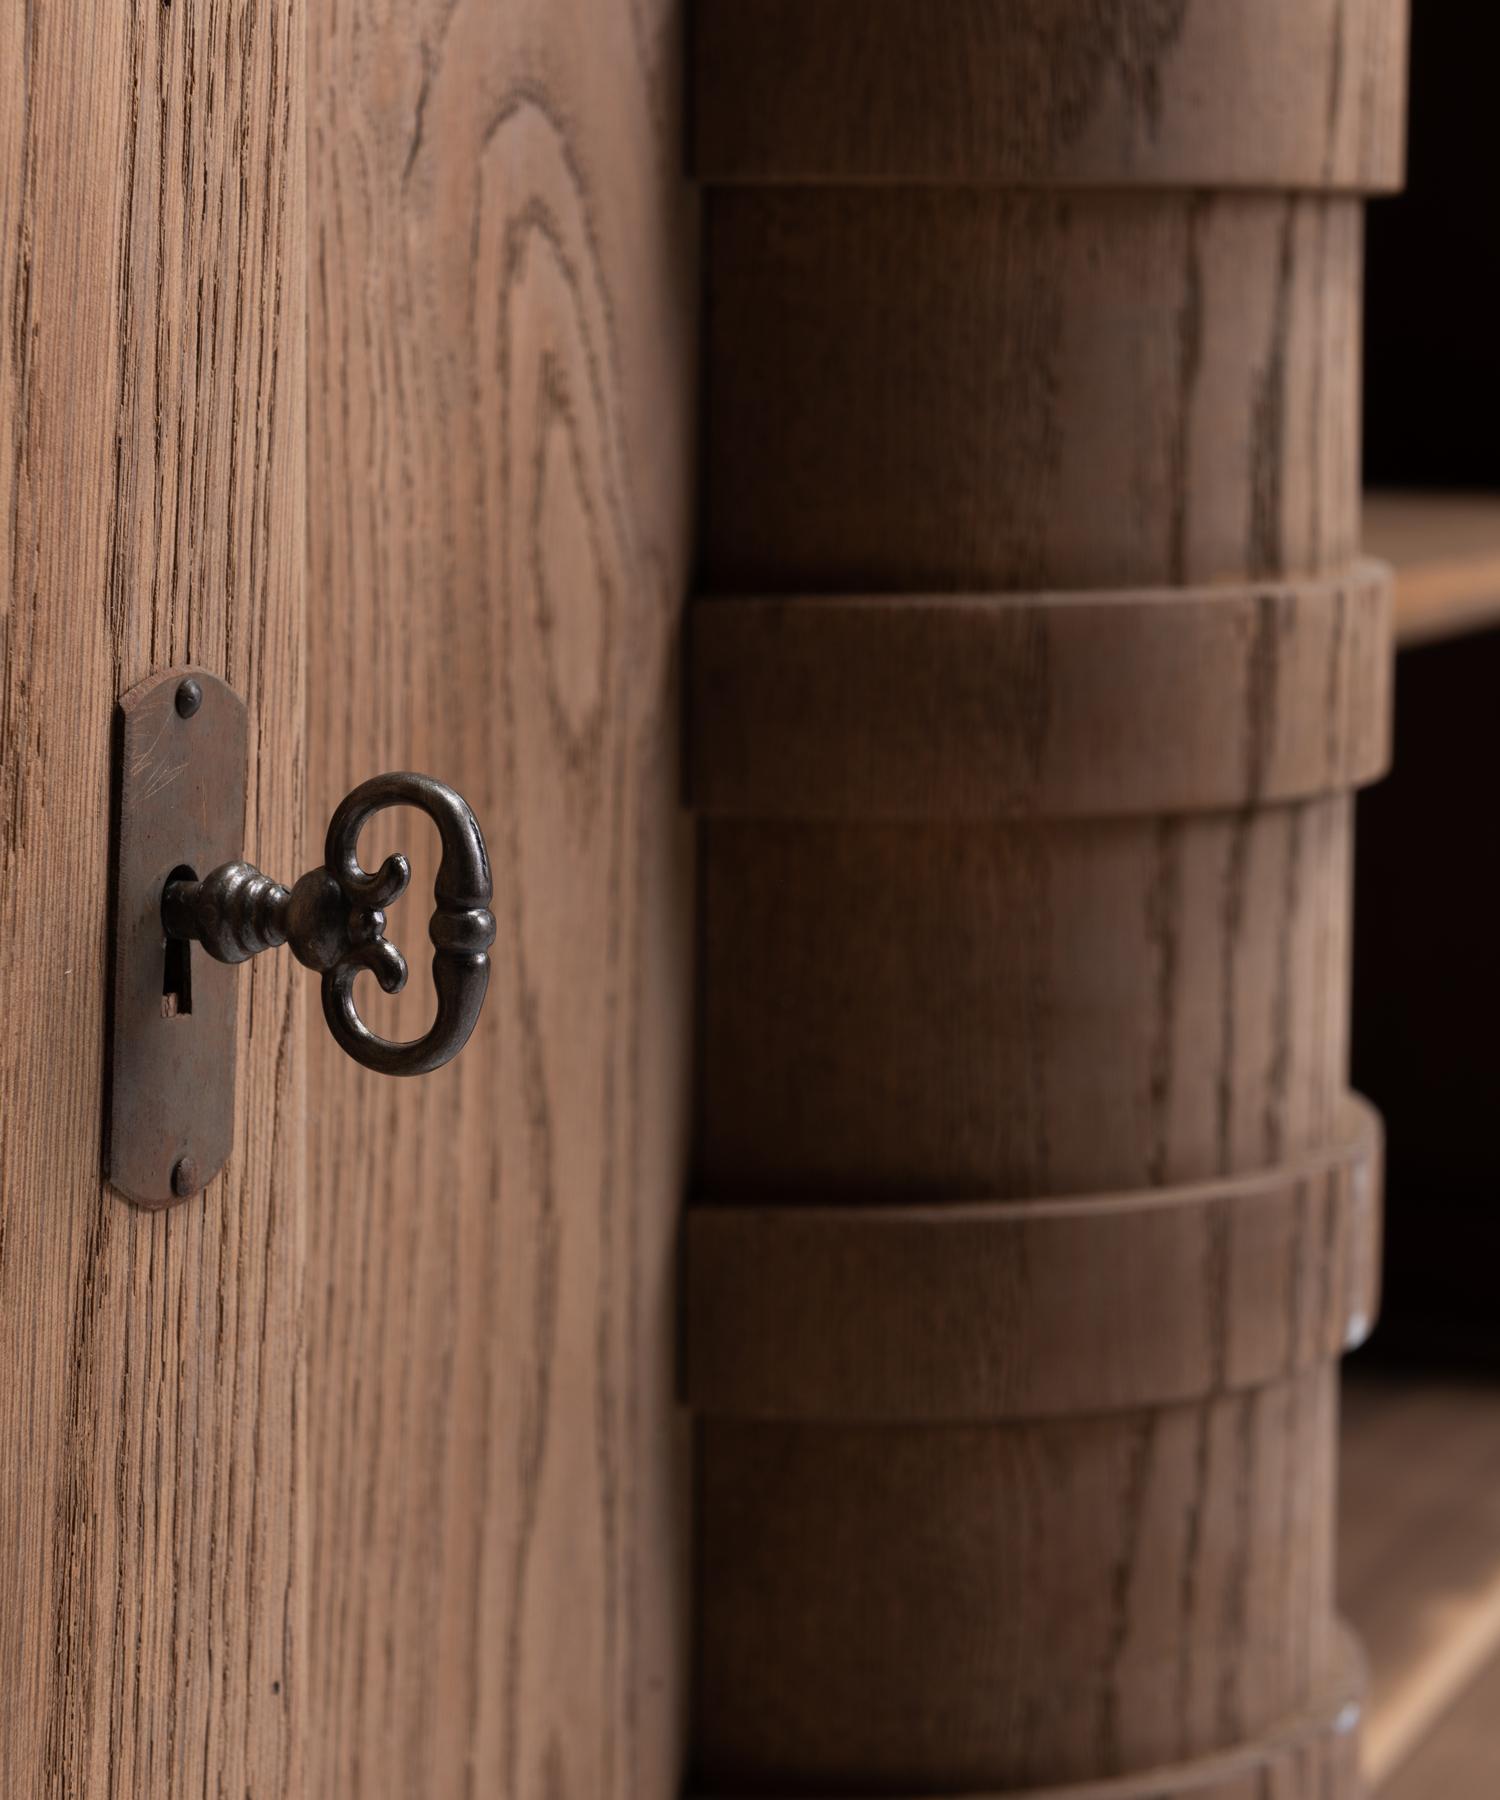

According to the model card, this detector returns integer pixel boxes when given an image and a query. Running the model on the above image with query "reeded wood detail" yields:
[688,1,1405,1796]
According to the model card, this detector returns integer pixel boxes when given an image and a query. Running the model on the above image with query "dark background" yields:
[1354,0,1500,1360]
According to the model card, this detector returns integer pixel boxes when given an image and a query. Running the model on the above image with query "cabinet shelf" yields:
[1339,1370,1500,1790]
[1364,491,1500,647]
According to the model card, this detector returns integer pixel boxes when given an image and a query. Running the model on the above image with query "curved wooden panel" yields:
[704,192,1364,594]
[691,1636,1365,1798]
[693,0,1407,190]
[0,8,304,1793]
[691,566,1391,820]
[687,1100,1380,1422]
[696,1370,1339,1790]
[700,800,1353,1197]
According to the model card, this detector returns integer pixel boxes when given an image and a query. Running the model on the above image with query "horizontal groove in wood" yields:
[690,565,1392,820]
[692,0,1407,192]
[692,1630,1364,1798]
[1363,491,1500,648]
[1337,1374,1500,1788]
[686,1099,1380,1423]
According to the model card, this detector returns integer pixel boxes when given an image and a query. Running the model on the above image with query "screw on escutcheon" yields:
[171,1155,200,1198]
[175,677,203,719]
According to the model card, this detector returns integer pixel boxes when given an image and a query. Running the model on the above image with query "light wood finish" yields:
[688,3,1403,1795]
[0,5,304,1796]
[1364,491,1500,647]
[694,0,1409,190]
[691,567,1392,820]
[1339,1375,1500,1788]
[716,1636,1367,1799]
[1381,1647,1500,1800]
[306,3,696,1796]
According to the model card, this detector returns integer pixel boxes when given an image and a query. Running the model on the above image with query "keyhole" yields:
[162,866,196,1017]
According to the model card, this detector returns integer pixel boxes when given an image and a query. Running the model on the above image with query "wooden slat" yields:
[1364,492,1500,647]
[1338,1373,1500,1787]
[0,4,304,1794]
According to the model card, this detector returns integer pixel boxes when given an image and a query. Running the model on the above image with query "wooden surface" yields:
[694,0,1409,190]
[1364,491,1500,646]
[688,3,1401,1794]
[306,3,696,1796]
[1381,1646,1500,1800]
[703,191,1364,595]
[690,568,1392,820]
[1339,1374,1500,1788]
[701,1372,1343,1790]
[688,1101,1381,1423]
[698,801,1357,1199]
[0,5,304,1795]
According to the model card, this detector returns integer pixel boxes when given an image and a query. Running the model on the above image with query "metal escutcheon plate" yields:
[106,668,246,1207]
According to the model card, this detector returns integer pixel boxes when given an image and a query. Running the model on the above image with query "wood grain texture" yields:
[1380,1644,1500,1800]
[697,1371,1341,1790]
[687,1100,1380,1423]
[690,567,1393,820]
[692,1638,1367,1799]
[699,801,1355,1198]
[693,0,1408,189]
[1338,1375,1500,1786]
[689,3,1402,1793]
[306,2,696,1795]
[0,3,304,1795]
[702,191,1364,594]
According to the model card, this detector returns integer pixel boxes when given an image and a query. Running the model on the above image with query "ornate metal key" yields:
[161,768,495,1079]
[106,668,495,1207]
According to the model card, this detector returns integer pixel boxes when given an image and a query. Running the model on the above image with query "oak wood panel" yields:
[1339,1374,1500,1786]
[0,4,304,1795]
[703,191,1363,594]
[1363,490,1500,647]
[693,0,1408,190]
[306,3,696,1795]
